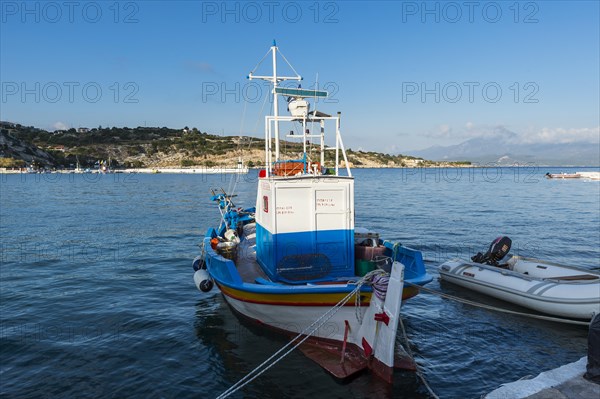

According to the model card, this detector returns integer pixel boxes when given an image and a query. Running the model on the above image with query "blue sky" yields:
[1,1,599,153]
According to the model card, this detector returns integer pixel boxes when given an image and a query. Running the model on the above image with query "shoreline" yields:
[1,165,599,174]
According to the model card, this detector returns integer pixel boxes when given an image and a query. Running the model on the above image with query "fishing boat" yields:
[192,42,432,383]
[439,237,600,320]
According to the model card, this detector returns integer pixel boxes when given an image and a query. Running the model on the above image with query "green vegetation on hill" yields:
[0,157,25,168]
[2,125,244,168]
[1,123,468,169]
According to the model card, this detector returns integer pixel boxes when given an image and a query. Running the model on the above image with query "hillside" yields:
[0,127,55,167]
[0,123,463,169]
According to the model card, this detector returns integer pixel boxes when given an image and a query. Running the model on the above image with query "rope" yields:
[216,269,386,399]
[239,93,248,138]
[199,240,206,258]
[249,47,272,76]
[355,282,364,323]
[277,48,301,78]
[395,281,590,398]
[386,241,402,261]
[405,282,591,326]
[245,89,272,155]
[399,317,440,399]
[242,47,278,162]
[231,99,248,198]
[354,269,389,324]
[371,274,390,301]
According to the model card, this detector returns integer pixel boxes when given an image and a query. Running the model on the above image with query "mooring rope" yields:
[216,269,387,399]
[394,280,591,398]
[355,269,390,324]
[405,281,591,326]
[398,317,440,399]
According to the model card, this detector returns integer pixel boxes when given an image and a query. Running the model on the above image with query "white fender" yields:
[194,269,213,293]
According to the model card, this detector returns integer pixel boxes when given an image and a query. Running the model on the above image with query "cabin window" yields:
[263,196,269,213]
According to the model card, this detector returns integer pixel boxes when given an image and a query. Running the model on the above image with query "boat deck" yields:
[233,226,359,286]
[235,229,270,283]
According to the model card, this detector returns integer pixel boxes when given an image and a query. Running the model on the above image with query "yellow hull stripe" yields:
[218,285,420,306]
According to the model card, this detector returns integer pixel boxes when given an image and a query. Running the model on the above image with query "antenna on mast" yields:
[248,41,302,161]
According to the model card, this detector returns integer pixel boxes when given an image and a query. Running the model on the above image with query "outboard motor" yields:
[471,236,512,266]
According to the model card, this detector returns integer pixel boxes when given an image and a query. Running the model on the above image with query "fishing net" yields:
[276,253,332,282]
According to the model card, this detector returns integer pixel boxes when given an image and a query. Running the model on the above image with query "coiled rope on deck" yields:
[216,269,388,399]
[354,272,390,324]
[371,274,390,300]
[405,281,591,326]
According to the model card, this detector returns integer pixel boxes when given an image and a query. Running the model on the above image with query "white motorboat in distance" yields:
[545,172,581,179]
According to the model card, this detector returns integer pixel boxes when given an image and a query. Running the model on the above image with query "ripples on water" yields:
[1,167,598,398]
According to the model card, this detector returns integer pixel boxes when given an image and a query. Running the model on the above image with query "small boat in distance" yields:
[192,42,432,384]
[439,237,600,320]
[545,172,581,179]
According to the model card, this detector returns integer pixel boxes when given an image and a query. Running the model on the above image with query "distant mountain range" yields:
[410,134,600,166]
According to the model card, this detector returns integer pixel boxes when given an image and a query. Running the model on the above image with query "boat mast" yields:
[272,43,279,161]
[248,41,302,165]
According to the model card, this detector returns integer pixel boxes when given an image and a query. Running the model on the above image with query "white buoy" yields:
[192,255,205,271]
[194,269,213,292]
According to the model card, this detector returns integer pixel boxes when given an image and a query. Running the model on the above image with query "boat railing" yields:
[247,42,351,179]
[263,114,351,178]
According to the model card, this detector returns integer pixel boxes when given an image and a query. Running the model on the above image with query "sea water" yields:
[1,167,598,398]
